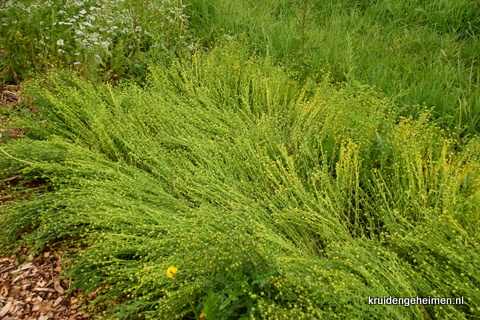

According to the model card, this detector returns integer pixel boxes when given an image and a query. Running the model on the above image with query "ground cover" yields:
[0,0,479,319]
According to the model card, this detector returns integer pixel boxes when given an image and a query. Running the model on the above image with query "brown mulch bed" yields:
[0,85,22,107]
[0,250,94,320]
[1,84,28,142]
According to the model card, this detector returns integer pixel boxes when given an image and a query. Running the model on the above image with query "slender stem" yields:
[186,296,200,320]
[457,96,462,149]
[0,147,36,166]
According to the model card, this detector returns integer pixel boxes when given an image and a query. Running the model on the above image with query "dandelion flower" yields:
[166,266,178,278]
[200,313,207,319]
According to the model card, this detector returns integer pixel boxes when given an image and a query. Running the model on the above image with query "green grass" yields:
[186,0,480,136]
[1,43,479,319]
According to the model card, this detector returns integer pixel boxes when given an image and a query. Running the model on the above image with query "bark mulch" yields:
[1,84,28,142]
[0,85,22,107]
[0,250,94,320]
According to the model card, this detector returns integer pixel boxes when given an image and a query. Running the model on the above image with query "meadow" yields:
[0,0,479,319]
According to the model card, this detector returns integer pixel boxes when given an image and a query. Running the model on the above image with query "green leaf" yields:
[201,290,225,317]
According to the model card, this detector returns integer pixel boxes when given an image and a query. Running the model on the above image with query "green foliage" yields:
[1,43,479,319]
[186,0,480,135]
[0,0,192,83]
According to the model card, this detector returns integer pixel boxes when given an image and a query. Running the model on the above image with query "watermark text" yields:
[368,296,465,307]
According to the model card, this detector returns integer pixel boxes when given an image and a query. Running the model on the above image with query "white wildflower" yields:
[57,39,65,46]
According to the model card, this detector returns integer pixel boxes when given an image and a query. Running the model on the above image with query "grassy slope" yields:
[1,43,479,319]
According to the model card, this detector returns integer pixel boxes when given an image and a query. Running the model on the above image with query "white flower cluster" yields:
[1,0,192,67]
[49,0,139,54]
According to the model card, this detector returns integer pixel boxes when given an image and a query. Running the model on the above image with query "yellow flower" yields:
[166,266,179,278]
[199,313,207,320]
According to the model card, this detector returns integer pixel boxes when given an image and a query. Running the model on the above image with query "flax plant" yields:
[1,42,479,319]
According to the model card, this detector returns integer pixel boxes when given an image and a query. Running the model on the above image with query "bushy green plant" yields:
[1,42,479,319]
[0,0,193,83]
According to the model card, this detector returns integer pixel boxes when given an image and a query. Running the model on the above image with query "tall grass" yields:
[1,43,479,319]
[186,0,480,136]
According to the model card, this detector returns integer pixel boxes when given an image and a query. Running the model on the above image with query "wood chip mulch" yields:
[0,250,94,320]
[1,84,28,142]
[0,85,22,108]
